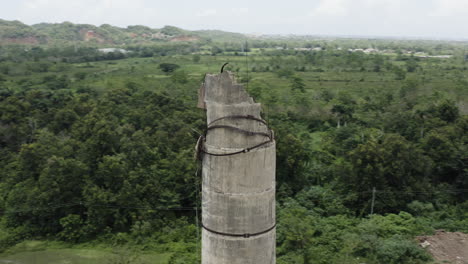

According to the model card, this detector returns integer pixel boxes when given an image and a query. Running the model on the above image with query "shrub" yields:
[375,235,431,264]
[159,63,180,73]
[58,214,85,242]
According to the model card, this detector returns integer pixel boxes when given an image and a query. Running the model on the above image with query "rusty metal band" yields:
[198,115,274,158]
[206,125,271,138]
[201,222,276,238]
[201,139,273,157]
[208,115,267,126]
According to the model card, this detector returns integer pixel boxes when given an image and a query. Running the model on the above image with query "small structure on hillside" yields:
[197,71,276,264]
[98,48,129,54]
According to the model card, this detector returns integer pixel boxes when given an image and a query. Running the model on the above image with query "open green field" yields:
[4,52,466,112]
[0,241,171,264]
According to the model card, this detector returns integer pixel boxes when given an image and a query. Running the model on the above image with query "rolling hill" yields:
[0,19,247,45]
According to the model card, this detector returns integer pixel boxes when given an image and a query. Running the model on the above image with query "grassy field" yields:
[0,241,171,264]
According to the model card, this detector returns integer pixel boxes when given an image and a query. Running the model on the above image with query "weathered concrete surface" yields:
[199,72,276,264]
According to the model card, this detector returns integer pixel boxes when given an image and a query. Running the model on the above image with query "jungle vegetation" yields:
[0,20,467,263]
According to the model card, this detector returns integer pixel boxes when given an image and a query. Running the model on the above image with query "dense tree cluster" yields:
[0,37,466,263]
[0,82,204,244]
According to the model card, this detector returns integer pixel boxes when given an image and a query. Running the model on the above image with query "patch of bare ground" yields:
[417,230,468,264]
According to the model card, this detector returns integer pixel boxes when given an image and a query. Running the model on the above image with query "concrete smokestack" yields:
[197,71,276,264]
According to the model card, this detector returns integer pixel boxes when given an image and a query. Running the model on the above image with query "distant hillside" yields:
[0,19,247,45]
[194,29,247,42]
[0,19,47,44]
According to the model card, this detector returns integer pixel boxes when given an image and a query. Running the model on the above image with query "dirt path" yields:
[417,230,468,264]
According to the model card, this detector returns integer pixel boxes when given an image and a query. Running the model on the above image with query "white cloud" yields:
[19,0,159,27]
[361,0,403,10]
[196,7,248,18]
[311,0,349,16]
[430,0,468,16]
[231,7,249,15]
[196,8,218,17]
[310,0,405,17]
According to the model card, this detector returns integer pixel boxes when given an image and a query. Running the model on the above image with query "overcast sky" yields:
[1,0,468,39]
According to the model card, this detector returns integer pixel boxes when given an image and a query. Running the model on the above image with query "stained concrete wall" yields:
[200,72,276,264]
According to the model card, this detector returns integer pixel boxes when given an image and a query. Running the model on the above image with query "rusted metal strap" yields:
[207,125,271,138]
[201,222,276,238]
[196,115,274,159]
[201,139,273,157]
[208,115,267,126]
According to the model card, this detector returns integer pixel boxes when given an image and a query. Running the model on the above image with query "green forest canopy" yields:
[0,28,467,263]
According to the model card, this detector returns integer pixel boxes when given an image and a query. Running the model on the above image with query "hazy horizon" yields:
[2,0,468,40]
